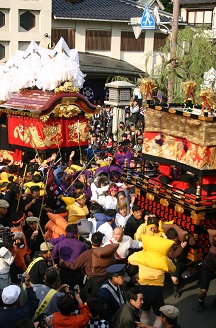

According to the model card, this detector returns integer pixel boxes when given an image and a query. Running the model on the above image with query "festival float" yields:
[123,76,216,261]
[0,38,97,163]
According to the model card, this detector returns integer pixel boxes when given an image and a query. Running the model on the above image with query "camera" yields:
[74,284,80,293]
[0,225,14,249]
[17,273,25,283]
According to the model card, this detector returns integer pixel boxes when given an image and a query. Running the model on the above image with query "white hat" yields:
[2,285,21,305]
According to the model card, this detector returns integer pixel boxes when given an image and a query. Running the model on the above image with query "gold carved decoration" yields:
[55,81,80,94]
[160,198,169,207]
[40,115,50,122]
[146,192,154,201]
[174,204,184,214]
[14,122,62,148]
[191,211,205,221]
[135,187,140,196]
[53,104,81,118]
[85,113,94,120]
[68,121,88,143]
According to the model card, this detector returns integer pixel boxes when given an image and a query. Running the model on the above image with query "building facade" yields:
[0,0,52,63]
[180,0,216,27]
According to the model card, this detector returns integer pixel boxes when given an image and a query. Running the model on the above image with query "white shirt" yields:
[115,213,130,228]
[105,195,117,210]
[97,222,113,244]
[0,247,14,274]
[104,235,142,259]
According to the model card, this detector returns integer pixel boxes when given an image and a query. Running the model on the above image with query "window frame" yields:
[85,30,111,51]
[121,31,145,52]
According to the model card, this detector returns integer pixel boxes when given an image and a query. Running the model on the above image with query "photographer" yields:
[0,273,39,328]
[47,291,90,328]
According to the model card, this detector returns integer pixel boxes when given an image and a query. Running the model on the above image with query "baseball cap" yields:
[26,216,39,224]
[40,242,54,252]
[2,285,21,305]
[160,305,180,319]
[0,199,9,208]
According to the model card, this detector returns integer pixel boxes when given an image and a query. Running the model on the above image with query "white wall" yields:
[0,0,52,62]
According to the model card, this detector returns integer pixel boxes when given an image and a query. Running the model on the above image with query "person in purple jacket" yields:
[52,223,88,287]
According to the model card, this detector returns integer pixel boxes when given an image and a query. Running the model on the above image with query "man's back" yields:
[33,284,64,317]
[0,287,38,328]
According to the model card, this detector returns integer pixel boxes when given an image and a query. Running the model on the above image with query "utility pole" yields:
[168,0,180,103]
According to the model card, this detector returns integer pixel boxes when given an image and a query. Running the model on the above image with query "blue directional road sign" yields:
[141,6,155,29]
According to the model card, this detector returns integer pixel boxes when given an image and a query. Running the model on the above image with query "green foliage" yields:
[160,0,173,13]
[148,27,216,102]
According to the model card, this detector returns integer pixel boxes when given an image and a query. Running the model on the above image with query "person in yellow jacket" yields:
[128,235,176,328]
[134,215,167,241]
[68,193,89,224]
[23,172,45,197]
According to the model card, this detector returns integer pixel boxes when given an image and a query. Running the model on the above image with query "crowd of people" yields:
[0,98,215,328]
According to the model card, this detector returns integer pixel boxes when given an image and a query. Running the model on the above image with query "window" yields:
[52,29,75,49]
[20,11,35,31]
[0,44,5,60]
[187,10,212,25]
[86,30,111,51]
[0,11,5,28]
[121,31,145,51]
[154,33,167,51]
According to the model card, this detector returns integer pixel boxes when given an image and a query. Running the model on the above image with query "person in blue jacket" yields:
[97,264,126,326]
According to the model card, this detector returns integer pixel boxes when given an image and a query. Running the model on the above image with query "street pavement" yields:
[148,269,216,327]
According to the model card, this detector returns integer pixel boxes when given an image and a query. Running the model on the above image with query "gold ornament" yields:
[160,198,169,207]
[191,211,205,221]
[140,77,157,101]
[199,89,215,113]
[174,204,184,214]
[85,113,94,120]
[55,81,80,94]
[53,104,81,118]
[182,81,197,102]
[146,192,155,201]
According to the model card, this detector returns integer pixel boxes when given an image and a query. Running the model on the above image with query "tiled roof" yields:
[52,0,171,23]
[79,52,145,77]
[180,0,216,4]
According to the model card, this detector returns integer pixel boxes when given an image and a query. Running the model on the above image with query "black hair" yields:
[57,294,75,315]
[126,287,141,303]
[104,209,117,218]
[45,267,60,286]
[91,231,104,246]
[147,216,159,227]
[66,224,78,234]
[132,205,141,212]
[32,174,42,183]
[15,319,35,328]
[166,227,178,240]
[87,298,103,317]
[89,202,104,213]
[161,312,178,325]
